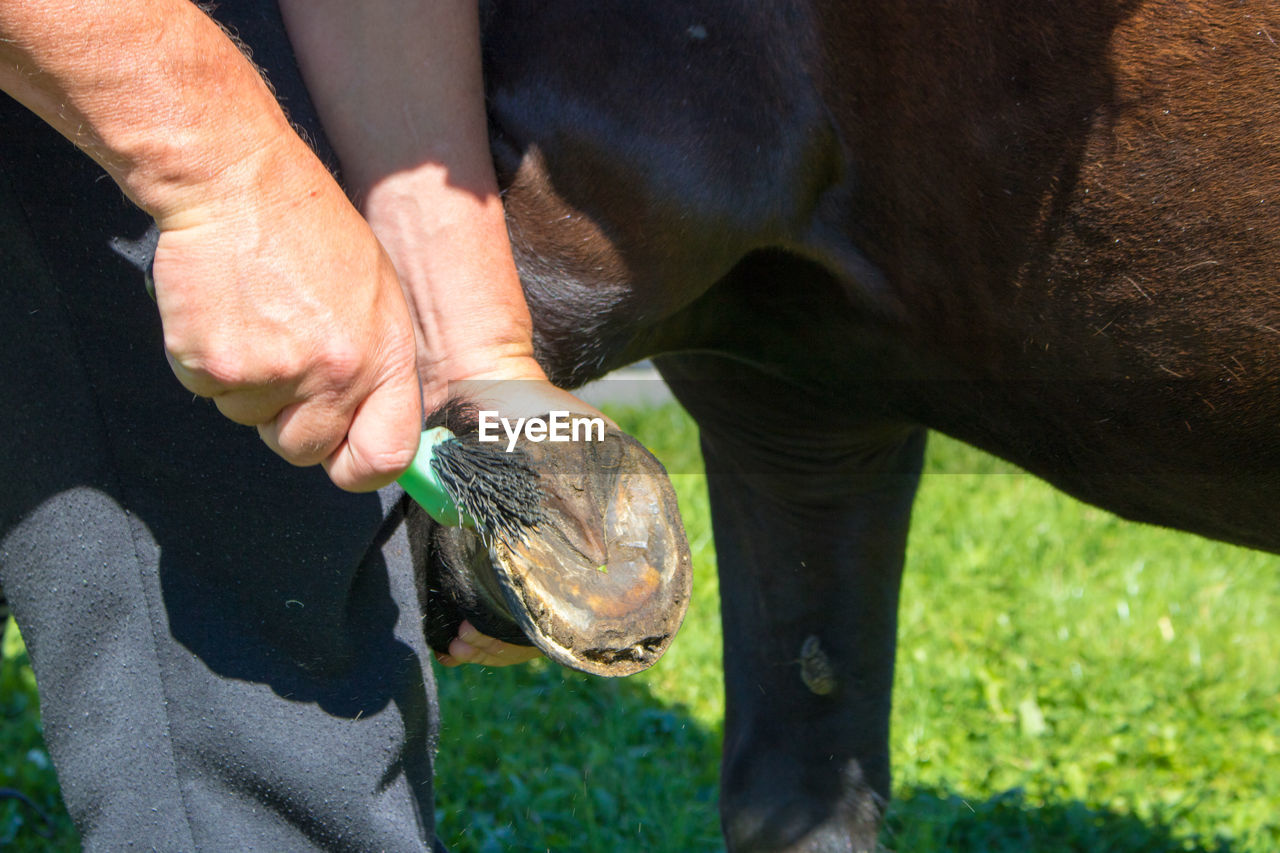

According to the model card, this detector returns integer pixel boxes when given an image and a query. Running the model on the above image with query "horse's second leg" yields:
[660,354,923,853]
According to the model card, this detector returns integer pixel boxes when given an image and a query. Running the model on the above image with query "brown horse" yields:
[479,2,1280,850]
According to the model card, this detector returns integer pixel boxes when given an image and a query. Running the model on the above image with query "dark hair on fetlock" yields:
[424,397,482,435]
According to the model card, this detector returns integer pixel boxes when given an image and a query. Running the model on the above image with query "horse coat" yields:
[480,2,1280,850]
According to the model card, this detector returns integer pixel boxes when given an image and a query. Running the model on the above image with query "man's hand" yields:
[1,0,425,491]
[434,620,543,668]
[152,152,423,491]
[281,0,613,665]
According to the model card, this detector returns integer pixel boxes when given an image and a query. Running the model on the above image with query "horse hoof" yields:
[416,422,692,676]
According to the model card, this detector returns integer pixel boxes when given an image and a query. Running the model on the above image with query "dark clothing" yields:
[0,2,441,849]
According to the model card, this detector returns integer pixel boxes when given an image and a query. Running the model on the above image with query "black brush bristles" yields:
[429,430,546,547]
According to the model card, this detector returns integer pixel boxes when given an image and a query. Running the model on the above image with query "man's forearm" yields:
[278,0,494,196]
[0,0,308,225]
[279,0,541,397]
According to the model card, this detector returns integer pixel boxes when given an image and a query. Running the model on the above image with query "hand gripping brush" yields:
[114,226,548,546]
[117,235,687,672]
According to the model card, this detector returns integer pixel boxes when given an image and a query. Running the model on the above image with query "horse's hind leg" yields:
[658,352,924,853]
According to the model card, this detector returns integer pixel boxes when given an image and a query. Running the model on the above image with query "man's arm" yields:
[0,0,423,491]
[280,0,616,666]
[277,0,547,412]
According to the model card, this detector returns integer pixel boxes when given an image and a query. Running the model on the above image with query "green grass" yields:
[3,403,1277,851]
[884,435,1278,853]
[1,619,76,850]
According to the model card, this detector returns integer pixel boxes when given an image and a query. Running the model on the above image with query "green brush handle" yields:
[398,426,469,528]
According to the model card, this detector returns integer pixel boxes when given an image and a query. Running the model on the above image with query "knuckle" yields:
[166,342,245,392]
[274,437,333,468]
[310,341,365,391]
[165,330,310,393]
[270,410,346,468]
[213,394,265,426]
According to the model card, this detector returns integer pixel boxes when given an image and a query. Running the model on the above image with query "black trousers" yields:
[0,3,442,849]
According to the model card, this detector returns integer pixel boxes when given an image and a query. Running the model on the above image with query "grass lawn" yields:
[3,402,1277,851]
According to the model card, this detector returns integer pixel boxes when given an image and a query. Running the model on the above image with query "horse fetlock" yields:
[722,755,884,853]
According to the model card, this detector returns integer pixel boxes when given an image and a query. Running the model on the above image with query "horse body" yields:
[483,2,1280,849]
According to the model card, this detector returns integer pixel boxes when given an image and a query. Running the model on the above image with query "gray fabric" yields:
[0,2,443,848]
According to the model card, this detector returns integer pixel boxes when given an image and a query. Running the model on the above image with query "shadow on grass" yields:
[0,654,1252,853]
[432,659,724,853]
[434,657,1255,853]
[883,786,1237,853]
[433,660,1241,853]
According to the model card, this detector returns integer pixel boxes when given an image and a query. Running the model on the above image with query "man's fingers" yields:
[170,351,418,478]
[174,349,421,485]
[436,620,543,668]
[322,363,422,492]
[257,397,350,468]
